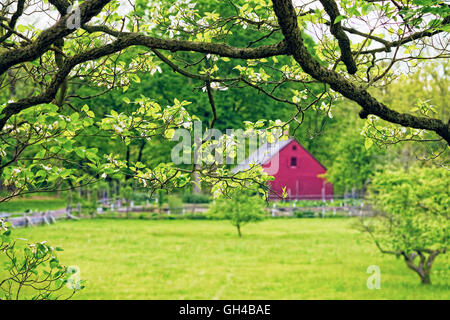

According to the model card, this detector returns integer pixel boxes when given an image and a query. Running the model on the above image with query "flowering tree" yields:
[0,0,448,200]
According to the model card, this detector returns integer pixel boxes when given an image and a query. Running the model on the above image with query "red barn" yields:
[232,138,333,200]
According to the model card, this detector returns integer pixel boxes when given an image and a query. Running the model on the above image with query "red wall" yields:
[262,140,333,200]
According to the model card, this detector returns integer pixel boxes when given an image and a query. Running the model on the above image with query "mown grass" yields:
[2,219,449,299]
[0,197,66,213]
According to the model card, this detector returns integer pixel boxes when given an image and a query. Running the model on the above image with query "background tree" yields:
[366,59,449,168]
[323,103,385,194]
[208,192,266,237]
[0,0,449,202]
[120,184,133,218]
[361,167,449,285]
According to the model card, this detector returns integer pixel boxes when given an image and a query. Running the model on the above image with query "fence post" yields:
[48,212,56,223]
[24,214,34,227]
[42,211,50,225]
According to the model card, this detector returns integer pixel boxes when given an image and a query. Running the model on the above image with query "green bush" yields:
[182,193,211,204]
[168,195,183,214]
[183,213,209,220]
[294,210,316,218]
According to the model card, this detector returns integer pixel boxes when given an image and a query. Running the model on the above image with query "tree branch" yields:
[319,0,357,74]
[0,0,26,44]
[271,0,450,144]
[0,0,112,76]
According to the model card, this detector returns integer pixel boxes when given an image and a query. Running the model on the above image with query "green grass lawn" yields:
[0,197,66,213]
[2,218,449,299]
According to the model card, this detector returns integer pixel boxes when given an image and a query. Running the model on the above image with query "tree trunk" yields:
[137,140,146,163]
[192,164,201,193]
[420,272,431,285]
[403,251,441,285]
[236,224,241,238]
[125,145,131,181]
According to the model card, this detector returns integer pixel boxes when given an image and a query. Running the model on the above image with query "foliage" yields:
[182,192,211,204]
[88,185,99,215]
[208,192,267,237]
[275,198,363,208]
[294,210,316,218]
[0,0,448,204]
[366,59,450,168]
[120,185,133,217]
[0,219,84,299]
[167,195,183,214]
[361,167,449,284]
[0,197,66,213]
[325,126,383,194]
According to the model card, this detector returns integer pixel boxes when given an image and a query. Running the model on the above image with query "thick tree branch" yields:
[271,0,450,144]
[319,0,357,74]
[48,0,71,14]
[0,33,287,129]
[0,0,112,76]
[1,0,448,144]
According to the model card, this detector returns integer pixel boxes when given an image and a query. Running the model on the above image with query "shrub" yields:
[168,195,183,214]
[183,213,209,220]
[182,193,211,204]
[120,185,133,218]
[294,210,316,218]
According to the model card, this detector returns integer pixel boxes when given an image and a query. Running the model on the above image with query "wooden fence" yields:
[0,209,79,228]
[268,203,372,217]
[0,199,373,228]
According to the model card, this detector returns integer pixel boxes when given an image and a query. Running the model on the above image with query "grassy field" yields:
[2,218,449,299]
[0,197,66,213]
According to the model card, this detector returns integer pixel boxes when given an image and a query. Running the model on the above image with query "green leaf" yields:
[334,15,347,24]
[364,138,373,150]
[123,97,131,104]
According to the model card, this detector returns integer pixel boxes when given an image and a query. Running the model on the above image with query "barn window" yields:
[290,157,297,167]
[292,145,297,150]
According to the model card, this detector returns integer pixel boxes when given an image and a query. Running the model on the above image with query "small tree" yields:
[361,167,448,285]
[209,192,267,237]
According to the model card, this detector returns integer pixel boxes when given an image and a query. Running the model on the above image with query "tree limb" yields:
[271,0,450,144]
[319,0,357,74]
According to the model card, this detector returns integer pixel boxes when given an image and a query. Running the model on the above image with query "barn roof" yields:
[231,138,294,173]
